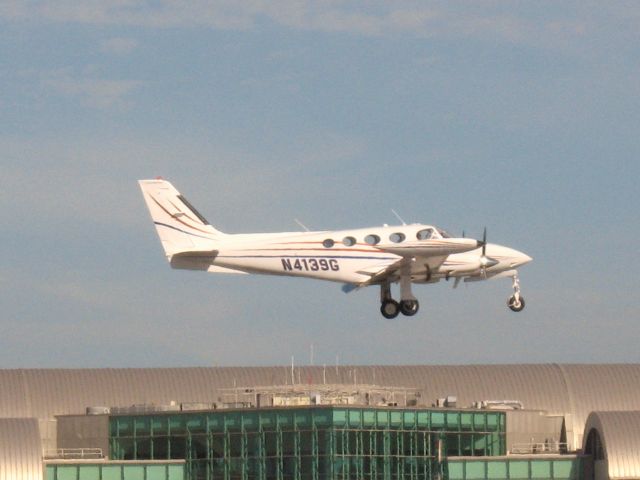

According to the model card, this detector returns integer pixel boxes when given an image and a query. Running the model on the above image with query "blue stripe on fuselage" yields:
[154,221,215,240]
[217,254,397,260]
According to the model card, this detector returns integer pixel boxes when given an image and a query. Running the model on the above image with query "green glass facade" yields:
[447,458,583,480]
[46,462,185,480]
[109,407,506,480]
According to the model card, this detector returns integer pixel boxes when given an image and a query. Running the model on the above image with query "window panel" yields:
[101,466,122,480]
[78,466,100,480]
[552,460,575,479]
[448,462,464,480]
[487,461,508,479]
[531,460,551,478]
[431,412,445,428]
[509,460,531,479]
[54,466,77,480]
[466,461,486,480]
[123,465,144,480]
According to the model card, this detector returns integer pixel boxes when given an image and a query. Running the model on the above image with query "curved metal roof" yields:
[583,411,640,479]
[0,365,568,417]
[0,418,42,480]
[560,364,640,447]
[0,364,639,448]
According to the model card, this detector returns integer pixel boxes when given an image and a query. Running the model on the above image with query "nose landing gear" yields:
[508,273,525,312]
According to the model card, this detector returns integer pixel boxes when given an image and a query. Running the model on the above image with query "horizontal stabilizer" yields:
[171,250,218,259]
[341,283,359,294]
[208,265,248,274]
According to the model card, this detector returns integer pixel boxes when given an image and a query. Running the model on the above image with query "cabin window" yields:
[322,239,335,248]
[342,236,356,247]
[417,228,434,240]
[390,232,405,243]
[365,234,380,245]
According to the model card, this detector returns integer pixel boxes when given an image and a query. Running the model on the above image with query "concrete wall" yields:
[57,415,110,457]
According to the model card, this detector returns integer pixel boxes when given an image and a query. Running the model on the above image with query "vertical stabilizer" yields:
[138,179,223,258]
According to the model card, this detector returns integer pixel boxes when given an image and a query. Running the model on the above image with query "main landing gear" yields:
[381,298,419,319]
[507,273,525,312]
[380,265,419,319]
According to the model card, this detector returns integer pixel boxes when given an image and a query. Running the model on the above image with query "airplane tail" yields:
[138,178,224,260]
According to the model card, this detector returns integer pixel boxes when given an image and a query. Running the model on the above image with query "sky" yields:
[1,1,639,368]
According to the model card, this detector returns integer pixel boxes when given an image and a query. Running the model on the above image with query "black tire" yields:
[381,299,400,319]
[508,295,525,312]
[400,299,419,316]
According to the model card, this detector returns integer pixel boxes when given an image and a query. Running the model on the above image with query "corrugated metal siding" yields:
[583,411,640,479]
[560,365,640,447]
[1,365,575,420]
[0,418,42,480]
[0,365,639,446]
[0,371,29,418]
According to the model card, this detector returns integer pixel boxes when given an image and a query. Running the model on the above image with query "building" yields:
[1,364,639,480]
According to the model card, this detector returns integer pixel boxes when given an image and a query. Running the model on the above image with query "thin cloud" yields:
[0,1,606,45]
[100,37,138,55]
[43,69,141,109]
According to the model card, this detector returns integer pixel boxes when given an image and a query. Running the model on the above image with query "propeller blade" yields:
[479,227,494,278]
[481,227,487,257]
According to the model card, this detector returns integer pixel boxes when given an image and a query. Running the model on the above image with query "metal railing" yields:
[43,448,104,459]
[510,442,569,454]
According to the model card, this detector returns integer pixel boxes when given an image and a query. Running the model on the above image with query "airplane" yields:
[139,178,532,319]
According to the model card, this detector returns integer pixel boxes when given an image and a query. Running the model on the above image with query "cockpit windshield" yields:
[437,228,453,238]
[416,228,434,240]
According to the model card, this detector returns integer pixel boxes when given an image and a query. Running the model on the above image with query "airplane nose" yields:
[512,251,532,267]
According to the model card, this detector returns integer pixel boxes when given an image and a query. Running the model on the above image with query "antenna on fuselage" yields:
[390,209,407,225]
[294,218,310,231]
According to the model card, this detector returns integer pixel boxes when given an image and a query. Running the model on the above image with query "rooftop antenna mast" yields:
[294,219,310,231]
[391,209,407,225]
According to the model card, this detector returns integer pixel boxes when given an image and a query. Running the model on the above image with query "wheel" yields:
[508,295,525,312]
[400,299,419,316]
[381,299,400,319]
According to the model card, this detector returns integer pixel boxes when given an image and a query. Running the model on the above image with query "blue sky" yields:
[1,2,639,367]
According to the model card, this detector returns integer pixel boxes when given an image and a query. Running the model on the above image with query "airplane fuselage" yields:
[172,225,530,286]
[140,178,532,318]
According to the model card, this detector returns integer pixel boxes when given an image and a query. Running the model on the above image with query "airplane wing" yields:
[341,238,479,291]
[343,254,448,292]
[341,259,404,293]
[463,269,518,283]
[357,258,406,284]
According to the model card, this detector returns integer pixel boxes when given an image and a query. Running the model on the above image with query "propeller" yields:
[478,227,498,277]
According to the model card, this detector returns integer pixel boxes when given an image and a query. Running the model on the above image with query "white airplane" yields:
[139,178,532,319]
